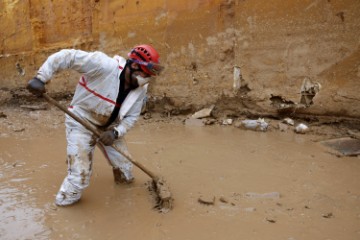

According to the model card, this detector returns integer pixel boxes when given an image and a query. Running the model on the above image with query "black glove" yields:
[27,77,45,96]
[99,129,117,146]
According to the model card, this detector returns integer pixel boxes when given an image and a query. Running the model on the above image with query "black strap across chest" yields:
[102,71,130,128]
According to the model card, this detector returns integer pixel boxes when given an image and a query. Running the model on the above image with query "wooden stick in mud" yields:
[42,93,173,212]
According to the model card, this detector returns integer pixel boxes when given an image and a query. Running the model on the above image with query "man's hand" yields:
[27,77,45,96]
[99,130,116,146]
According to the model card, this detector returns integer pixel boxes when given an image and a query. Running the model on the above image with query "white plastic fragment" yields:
[240,118,268,132]
[282,117,294,126]
[222,119,233,125]
[295,123,309,134]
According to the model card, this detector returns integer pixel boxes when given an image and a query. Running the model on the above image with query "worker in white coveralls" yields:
[26,45,163,206]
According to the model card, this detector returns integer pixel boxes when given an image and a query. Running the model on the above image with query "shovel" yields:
[42,93,173,212]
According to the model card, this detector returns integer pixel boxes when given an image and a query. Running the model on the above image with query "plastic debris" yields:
[222,118,233,125]
[204,118,217,125]
[321,137,360,156]
[240,118,269,132]
[282,117,294,126]
[295,123,309,134]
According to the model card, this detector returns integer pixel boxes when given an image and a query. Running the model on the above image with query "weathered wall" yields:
[1,0,359,118]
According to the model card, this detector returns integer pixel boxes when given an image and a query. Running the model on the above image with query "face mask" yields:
[135,75,150,86]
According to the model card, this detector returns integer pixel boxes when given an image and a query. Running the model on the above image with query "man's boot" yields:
[55,178,82,206]
[113,167,134,184]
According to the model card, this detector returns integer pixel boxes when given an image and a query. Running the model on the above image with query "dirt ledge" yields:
[1,88,360,143]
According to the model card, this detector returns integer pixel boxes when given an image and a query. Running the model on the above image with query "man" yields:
[27,45,163,206]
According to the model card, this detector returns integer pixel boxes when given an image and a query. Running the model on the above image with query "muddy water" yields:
[1,118,360,240]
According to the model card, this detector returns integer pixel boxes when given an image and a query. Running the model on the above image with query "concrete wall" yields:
[1,0,359,118]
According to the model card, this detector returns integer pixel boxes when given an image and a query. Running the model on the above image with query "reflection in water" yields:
[0,185,50,240]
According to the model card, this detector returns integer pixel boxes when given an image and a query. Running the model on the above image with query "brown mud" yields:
[1,102,360,240]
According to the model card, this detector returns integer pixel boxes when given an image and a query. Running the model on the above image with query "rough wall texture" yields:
[1,0,359,118]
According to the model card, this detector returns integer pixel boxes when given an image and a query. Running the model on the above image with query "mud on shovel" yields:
[42,93,173,212]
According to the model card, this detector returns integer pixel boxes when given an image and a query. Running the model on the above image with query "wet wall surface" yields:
[1,0,360,118]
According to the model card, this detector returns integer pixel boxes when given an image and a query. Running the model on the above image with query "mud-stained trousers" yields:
[55,114,133,206]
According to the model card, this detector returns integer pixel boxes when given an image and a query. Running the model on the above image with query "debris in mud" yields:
[198,196,215,205]
[237,118,269,132]
[20,104,48,111]
[294,123,309,134]
[221,118,233,125]
[219,196,229,203]
[320,137,360,156]
[282,117,294,126]
[143,112,152,120]
[11,161,25,168]
[0,112,7,118]
[245,192,280,199]
[322,212,333,218]
[13,128,25,133]
[266,218,276,223]
[191,105,214,119]
[204,118,217,125]
[146,179,173,213]
[218,196,236,206]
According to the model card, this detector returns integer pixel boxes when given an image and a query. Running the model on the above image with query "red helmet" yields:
[128,44,163,75]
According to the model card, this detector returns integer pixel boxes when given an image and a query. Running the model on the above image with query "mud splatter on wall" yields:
[0,0,359,118]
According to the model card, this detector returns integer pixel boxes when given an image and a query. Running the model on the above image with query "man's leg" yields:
[97,138,134,184]
[55,116,95,206]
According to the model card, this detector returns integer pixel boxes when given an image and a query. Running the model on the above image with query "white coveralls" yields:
[36,49,147,205]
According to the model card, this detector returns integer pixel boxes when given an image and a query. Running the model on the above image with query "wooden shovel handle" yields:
[42,93,157,180]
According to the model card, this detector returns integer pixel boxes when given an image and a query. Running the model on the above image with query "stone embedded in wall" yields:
[15,63,26,76]
[233,66,241,91]
[300,77,321,107]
